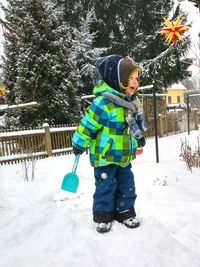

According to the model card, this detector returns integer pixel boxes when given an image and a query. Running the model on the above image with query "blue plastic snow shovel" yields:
[61,154,80,193]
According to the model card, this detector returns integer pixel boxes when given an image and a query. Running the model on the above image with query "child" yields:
[72,55,147,233]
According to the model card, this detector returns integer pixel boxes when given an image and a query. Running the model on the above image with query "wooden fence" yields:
[0,125,76,165]
[146,110,199,137]
[0,110,199,165]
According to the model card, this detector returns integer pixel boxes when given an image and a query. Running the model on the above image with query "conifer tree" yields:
[2,0,81,127]
[71,9,107,95]
[67,0,191,91]
[1,0,21,105]
[126,1,191,90]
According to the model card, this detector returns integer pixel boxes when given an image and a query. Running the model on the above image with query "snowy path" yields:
[1,131,200,267]
[1,192,199,267]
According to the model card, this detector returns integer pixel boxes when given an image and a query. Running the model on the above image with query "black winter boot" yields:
[96,222,112,233]
[122,217,140,229]
[115,208,140,228]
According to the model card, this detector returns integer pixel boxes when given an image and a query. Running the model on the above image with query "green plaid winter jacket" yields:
[72,81,138,167]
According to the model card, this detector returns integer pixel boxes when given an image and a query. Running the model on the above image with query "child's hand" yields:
[137,137,146,148]
[73,145,85,155]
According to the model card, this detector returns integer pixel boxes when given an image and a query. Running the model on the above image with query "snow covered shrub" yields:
[22,155,37,181]
[180,137,200,172]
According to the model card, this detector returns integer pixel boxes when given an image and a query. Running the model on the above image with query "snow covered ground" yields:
[0,130,200,267]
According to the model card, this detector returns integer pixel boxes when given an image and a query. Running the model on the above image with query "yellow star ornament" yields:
[159,17,189,47]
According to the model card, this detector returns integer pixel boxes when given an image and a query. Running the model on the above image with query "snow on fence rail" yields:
[0,124,77,165]
[0,110,199,165]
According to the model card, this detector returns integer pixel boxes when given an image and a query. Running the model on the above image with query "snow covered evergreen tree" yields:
[71,9,107,95]
[68,0,191,92]
[128,1,192,90]
[1,0,21,106]
[2,0,81,127]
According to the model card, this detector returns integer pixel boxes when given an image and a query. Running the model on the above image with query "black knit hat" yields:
[119,58,141,90]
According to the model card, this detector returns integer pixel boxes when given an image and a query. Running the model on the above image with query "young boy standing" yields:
[72,55,146,233]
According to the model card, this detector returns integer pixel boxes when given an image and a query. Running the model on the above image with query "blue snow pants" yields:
[93,163,137,223]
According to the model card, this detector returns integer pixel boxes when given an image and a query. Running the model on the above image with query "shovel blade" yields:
[61,172,79,193]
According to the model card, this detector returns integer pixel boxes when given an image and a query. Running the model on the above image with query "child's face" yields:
[123,71,139,97]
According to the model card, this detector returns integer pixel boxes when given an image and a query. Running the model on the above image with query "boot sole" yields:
[123,221,140,229]
[96,227,111,233]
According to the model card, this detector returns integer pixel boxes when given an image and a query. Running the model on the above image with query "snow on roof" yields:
[168,83,187,90]
[0,104,7,110]
[0,102,39,111]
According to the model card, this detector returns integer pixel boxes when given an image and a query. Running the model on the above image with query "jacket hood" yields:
[96,54,123,92]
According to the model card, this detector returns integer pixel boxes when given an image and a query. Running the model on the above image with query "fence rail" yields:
[0,110,199,165]
[0,125,76,165]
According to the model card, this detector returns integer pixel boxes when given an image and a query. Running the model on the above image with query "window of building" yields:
[168,96,172,103]
[177,96,181,103]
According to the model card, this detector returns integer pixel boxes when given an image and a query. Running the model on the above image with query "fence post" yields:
[43,123,53,156]
[186,93,190,135]
[193,109,199,130]
[153,85,159,163]
[158,114,164,137]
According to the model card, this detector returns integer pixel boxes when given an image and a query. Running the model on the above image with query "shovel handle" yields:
[72,154,80,173]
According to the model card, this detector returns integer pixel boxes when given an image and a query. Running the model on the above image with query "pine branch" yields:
[0,18,18,38]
